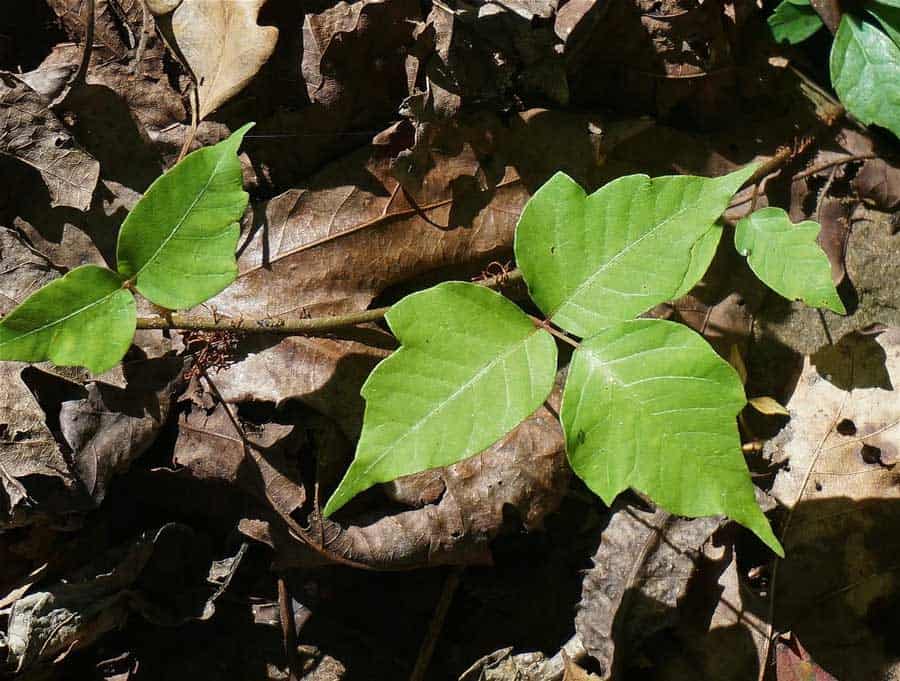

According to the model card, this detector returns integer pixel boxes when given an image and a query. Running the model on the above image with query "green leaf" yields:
[868,1,900,49]
[116,123,253,310]
[514,165,756,338]
[0,265,135,374]
[561,319,782,555]
[768,0,824,44]
[735,207,845,313]
[323,281,558,517]
[670,223,723,300]
[830,16,900,138]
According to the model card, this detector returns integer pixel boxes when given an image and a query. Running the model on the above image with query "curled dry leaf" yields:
[239,391,567,569]
[631,531,771,681]
[575,503,724,679]
[406,1,568,120]
[0,72,99,211]
[766,328,900,680]
[151,0,279,120]
[2,523,245,674]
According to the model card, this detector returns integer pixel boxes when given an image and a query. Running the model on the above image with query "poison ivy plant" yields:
[0,124,252,374]
[117,123,252,310]
[735,207,845,313]
[2,128,849,557]
[322,282,558,516]
[513,165,755,338]
[560,319,781,552]
[768,1,900,139]
[323,164,841,557]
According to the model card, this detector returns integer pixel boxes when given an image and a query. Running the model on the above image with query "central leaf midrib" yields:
[134,149,228,280]
[358,329,541,480]
[0,287,123,348]
[550,188,706,320]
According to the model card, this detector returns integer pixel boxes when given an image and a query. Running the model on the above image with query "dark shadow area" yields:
[61,84,165,193]
[0,0,66,71]
[811,330,892,391]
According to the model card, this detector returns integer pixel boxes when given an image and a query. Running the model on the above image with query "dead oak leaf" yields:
[0,72,100,211]
[151,0,279,120]
[575,503,724,679]
[766,328,900,680]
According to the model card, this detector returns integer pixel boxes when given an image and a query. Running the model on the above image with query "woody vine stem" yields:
[132,138,828,338]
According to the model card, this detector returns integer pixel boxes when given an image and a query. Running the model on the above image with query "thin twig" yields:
[409,567,463,681]
[177,85,199,162]
[793,153,876,181]
[72,0,95,88]
[528,315,580,348]
[278,575,302,681]
[136,269,524,334]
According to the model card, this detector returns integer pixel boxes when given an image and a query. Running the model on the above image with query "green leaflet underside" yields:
[116,123,253,310]
[831,16,900,139]
[735,207,845,313]
[323,281,558,517]
[0,265,136,374]
[561,319,783,555]
[514,165,756,338]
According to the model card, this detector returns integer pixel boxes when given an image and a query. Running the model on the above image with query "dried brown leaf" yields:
[155,0,278,120]
[766,328,900,680]
[174,399,308,520]
[2,524,244,673]
[0,72,99,211]
[776,633,840,681]
[239,394,567,569]
[575,503,723,679]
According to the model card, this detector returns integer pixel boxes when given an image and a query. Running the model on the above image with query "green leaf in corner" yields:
[323,282,558,517]
[830,16,900,139]
[868,0,900,50]
[116,123,253,310]
[0,265,135,374]
[561,319,783,555]
[768,0,824,44]
[514,165,756,338]
[735,207,845,313]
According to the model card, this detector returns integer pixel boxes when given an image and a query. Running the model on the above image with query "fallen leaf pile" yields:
[1,1,899,679]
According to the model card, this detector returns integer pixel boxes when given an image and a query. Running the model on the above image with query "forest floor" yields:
[1,1,900,680]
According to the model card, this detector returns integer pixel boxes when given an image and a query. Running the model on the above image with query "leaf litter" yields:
[1,1,900,679]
